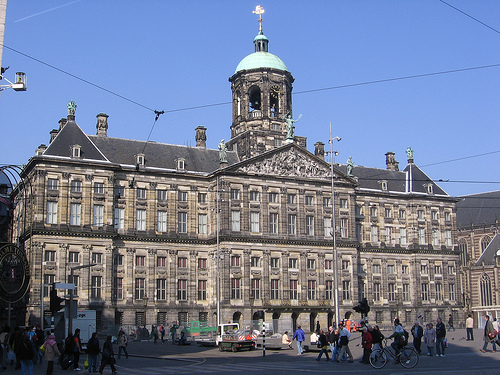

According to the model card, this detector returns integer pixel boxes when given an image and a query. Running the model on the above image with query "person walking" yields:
[336,322,354,363]
[360,326,372,364]
[448,314,455,332]
[292,325,305,355]
[16,330,34,375]
[86,332,100,373]
[315,329,330,361]
[34,325,44,364]
[98,336,117,375]
[117,329,129,359]
[43,334,60,375]
[73,329,83,371]
[160,325,165,344]
[435,317,446,357]
[480,315,497,353]
[411,321,424,354]
[466,314,474,341]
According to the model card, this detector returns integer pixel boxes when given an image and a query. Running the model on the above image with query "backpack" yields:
[64,336,75,354]
[400,330,409,346]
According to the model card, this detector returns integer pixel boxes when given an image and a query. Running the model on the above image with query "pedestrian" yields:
[73,329,83,371]
[34,325,44,364]
[12,327,23,370]
[98,336,117,375]
[360,326,372,364]
[480,315,497,353]
[117,329,129,359]
[424,323,436,356]
[0,325,10,370]
[315,329,330,361]
[411,321,423,354]
[153,326,159,344]
[281,331,292,349]
[315,320,320,334]
[466,314,474,341]
[493,318,499,339]
[16,330,34,375]
[43,334,60,375]
[329,328,340,362]
[292,325,305,355]
[27,327,38,364]
[170,322,179,344]
[160,325,165,344]
[336,322,354,363]
[448,314,455,332]
[435,317,446,357]
[86,332,100,373]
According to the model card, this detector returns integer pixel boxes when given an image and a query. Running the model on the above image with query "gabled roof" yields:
[456,191,500,228]
[476,233,500,265]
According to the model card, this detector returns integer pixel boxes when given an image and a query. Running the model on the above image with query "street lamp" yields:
[68,264,97,336]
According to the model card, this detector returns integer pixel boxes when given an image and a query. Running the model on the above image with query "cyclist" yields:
[388,318,407,361]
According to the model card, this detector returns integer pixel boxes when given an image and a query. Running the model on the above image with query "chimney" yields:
[58,118,67,131]
[49,129,58,143]
[195,126,207,148]
[36,144,47,155]
[314,141,325,160]
[96,113,109,136]
[385,151,399,171]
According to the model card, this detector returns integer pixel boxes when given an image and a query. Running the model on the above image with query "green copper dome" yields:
[234,32,288,73]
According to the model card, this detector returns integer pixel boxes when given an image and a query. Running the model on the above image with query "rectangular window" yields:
[385,207,392,218]
[91,276,102,299]
[93,205,104,227]
[400,228,407,246]
[436,282,443,301]
[249,191,259,201]
[68,251,79,263]
[431,210,438,220]
[370,206,377,217]
[307,259,316,269]
[178,191,187,202]
[47,178,58,190]
[135,278,146,300]
[432,229,439,246]
[250,212,260,233]
[231,210,240,231]
[136,209,146,231]
[46,201,58,224]
[444,211,451,221]
[445,230,452,247]
[115,254,123,266]
[70,203,81,226]
[230,189,240,200]
[198,192,207,203]
[341,260,349,270]
[388,283,396,302]
[231,255,240,267]
[251,279,260,299]
[178,257,187,268]
[72,275,79,298]
[435,265,442,275]
[114,208,124,229]
[115,277,123,300]
[44,250,56,262]
[421,283,429,301]
[371,226,379,243]
[387,264,395,274]
[306,215,314,236]
[399,209,406,220]
[114,186,125,198]
[339,198,348,209]
[340,218,348,238]
[43,274,55,297]
[136,255,145,267]
[325,280,333,300]
[402,265,409,274]
[157,211,167,232]
[290,280,298,300]
[198,258,207,270]
[324,217,332,237]
[386,227,392,244]
[270,257,279,268]
[91,252,102,264]
[373,283,381,301]
[269,213,278,234]
[305,196,314,206]
[287,194,296,204]
[157,279,167,300]
[448,264,455,275]
[449,283,456,301]
[70,180,82,192]
[137,188,147,199]
[157,189,167,201]
[198,280,207,300]
[342,280,350,300]
[373,264,381,274]
[403,283,410,302]
[418,210,425,220]
[323,197,331,207]
[251,256,260,267]
[94,182,104,194]
[421,264,428,274]
[307,280,316,300]
[177,279,187,300]
[270,279,279,299]
[157,256,166,267]
[418,228,426,245]
[198,213,207,234]
[269,192,278,203]
[288,214,296,235]
[289,258,298,269]
[231,278,241,299]
[325,259,333,270]
[178,212,187,233]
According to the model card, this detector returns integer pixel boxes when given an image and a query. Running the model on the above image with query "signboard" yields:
[0,243,30,303]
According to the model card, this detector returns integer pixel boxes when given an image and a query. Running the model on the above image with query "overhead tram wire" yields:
[439,0,500,36]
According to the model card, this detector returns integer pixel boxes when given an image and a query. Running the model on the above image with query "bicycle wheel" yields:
[399,348,419,369]
[369,349,388,369]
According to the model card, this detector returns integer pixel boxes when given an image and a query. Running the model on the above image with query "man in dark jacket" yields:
[435,317,446,356]
[14,330,34,374]
[411,321,424,354]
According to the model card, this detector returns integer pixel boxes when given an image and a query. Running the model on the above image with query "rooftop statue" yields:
[406,146,414,160]
[67,100,77,116]
[218,139,227,163]
[285,111,302,141]
[347,156,355,176]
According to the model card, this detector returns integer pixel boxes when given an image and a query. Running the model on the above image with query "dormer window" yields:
[379,180,388,191]
[426,184,434,194]
[71,144,81,158]
[177,158,185,170]
[135,153,145,167]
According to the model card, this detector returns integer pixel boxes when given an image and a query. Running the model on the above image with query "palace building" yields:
[12,13,462,334]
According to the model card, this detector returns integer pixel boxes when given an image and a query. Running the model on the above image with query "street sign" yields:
[54,283,75,290]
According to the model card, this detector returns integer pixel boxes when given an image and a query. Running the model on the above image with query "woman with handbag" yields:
[480,315,497,353]
[99,336,117,374]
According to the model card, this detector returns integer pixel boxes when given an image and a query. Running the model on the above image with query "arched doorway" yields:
[292,312,298,333]
[310,312,317,333]
[272,312,280,334]
[233,311,242,326]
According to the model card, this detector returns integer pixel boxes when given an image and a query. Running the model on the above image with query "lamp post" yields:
[328,122,342,327]
[68,264,97,336]
[216,176,221,327]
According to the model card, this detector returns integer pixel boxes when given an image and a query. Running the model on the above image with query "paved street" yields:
[2,329,500,374]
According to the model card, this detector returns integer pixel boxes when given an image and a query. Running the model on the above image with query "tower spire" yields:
[253,5,265,33]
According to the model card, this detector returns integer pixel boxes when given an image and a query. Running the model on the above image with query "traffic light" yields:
[353,298,370,317]
[49,287,65,313]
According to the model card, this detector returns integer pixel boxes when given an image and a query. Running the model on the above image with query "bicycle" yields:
[369,338,419,369]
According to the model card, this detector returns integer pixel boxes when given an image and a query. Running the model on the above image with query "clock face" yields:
[0,243,30,303]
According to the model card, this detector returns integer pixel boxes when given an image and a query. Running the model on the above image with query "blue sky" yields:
[1,0,500,197]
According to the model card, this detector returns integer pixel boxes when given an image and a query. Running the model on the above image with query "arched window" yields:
[480,274,492,306]
[248,86,261,112]
[458,238,468,265]
[481,236,491,252]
